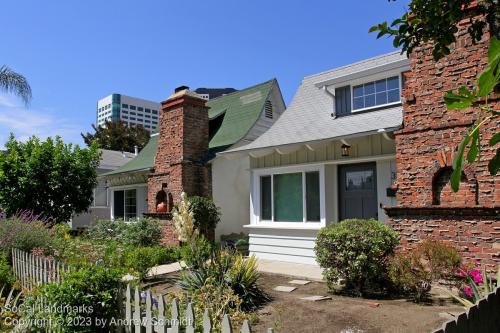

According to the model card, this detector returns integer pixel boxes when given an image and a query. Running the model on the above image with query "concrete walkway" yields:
[147,261,185,277]
[257,259,323,281]
[146,259,324,281]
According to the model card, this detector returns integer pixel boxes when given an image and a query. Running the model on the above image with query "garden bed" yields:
[148,271,464,333]
[252,273,463,333]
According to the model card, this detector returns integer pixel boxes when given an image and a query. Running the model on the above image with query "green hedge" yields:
[315,218,399,294]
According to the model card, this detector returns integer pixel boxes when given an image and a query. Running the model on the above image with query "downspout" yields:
[322,86,336,118]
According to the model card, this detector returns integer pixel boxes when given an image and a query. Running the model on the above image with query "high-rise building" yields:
[194,88,237,100]
[96,94,161,133]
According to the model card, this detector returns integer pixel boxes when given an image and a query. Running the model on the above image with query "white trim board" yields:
[250,153,395,171]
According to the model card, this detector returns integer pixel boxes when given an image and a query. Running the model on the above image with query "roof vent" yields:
[174,85,189,93]
[264,100,273,119]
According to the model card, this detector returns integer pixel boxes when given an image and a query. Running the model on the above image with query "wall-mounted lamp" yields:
[341,144,351,157]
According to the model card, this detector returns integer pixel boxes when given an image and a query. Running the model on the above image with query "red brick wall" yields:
[386,13,500,266]
[146,91,211,245]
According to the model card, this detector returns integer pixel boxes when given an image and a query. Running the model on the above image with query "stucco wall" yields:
[212,155,251,239]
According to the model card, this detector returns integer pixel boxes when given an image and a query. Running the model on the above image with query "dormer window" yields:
[352,76,400,111]
[332,74,402,117]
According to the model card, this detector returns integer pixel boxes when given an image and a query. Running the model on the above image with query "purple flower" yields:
[464,286,473,297]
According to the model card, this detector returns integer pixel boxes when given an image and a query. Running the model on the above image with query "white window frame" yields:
[251,164,326,228]
[349,70,403,113]
[110,185,141,221]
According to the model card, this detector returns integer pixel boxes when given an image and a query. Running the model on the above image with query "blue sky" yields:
[0,0,409,147]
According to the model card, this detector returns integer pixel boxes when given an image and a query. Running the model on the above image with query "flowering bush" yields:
[0,211,54,259]
[449,263,500,307]
[172,192,197,242]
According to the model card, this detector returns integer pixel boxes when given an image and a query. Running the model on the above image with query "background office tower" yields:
[97,94,161,133]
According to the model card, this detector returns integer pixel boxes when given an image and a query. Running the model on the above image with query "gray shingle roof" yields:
[224,51,409,154]
[99,149,136,170]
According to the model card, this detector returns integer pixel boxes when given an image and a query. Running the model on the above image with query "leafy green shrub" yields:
[25,265,123,332]
[180,235,213,269]
[0,215,53,259]
[389,239,462,302]
[315,219,399,294]
[88,218,161,247]
[0,253,14,288]
[120,218,162,247]
[389,251,432,302]
[189,196,221,237]
[124,246,179,281]
[221,233,249,256]
[179,248,268,311]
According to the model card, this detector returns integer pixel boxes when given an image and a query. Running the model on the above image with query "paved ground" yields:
[256,259,323,281]
[148,259,324,281]
[147,261,185,277]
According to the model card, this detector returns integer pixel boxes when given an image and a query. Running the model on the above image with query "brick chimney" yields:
[147,86,211,244]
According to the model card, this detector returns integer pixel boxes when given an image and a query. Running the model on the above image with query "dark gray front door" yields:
[339,162,378,220]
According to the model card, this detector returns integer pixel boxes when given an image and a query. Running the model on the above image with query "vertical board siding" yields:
[252,134,396,169]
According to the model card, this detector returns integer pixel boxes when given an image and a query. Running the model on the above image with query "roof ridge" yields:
[303,50,405,80]
[207,79,275,102]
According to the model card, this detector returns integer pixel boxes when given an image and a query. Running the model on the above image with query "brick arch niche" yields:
[155,186,173,213]
[431,166,478,206]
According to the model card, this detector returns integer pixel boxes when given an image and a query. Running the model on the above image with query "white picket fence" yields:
[121,285,273,333]
[11,249,273,332]
[11,248,69,290]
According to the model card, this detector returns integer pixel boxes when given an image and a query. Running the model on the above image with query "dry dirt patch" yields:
[252,273,464,333]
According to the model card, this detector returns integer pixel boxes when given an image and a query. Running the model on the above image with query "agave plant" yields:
[178,248,269,311]
[446,265,500,308]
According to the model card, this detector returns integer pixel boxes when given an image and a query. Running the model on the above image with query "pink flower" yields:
[469,269,483,284]
[464,286,473,297]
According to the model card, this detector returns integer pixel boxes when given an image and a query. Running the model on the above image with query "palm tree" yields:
[0,65,32,105]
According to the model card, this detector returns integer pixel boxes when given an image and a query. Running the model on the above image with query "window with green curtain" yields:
[306,172,320,221]
[260,176,272,220]
[273,173,303,222]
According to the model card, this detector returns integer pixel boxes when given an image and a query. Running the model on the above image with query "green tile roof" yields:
[207,79,274,148]
[103,79,275,177]
[103,135,158,176]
